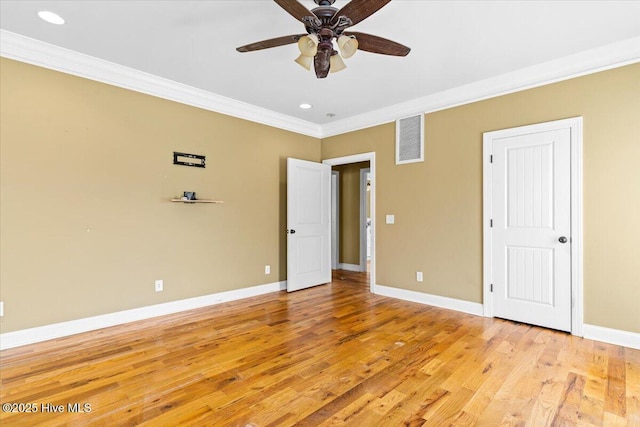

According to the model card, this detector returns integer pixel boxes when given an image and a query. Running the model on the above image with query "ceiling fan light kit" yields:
[236,0,410,79]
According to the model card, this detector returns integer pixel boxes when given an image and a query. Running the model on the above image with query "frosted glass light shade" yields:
[295,54,313,70]
[338,35,358,58]
[297,34,319,57]
[329,54,346,73]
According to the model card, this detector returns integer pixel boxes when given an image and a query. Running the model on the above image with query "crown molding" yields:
[320,36,640,138]
[2,30,638,139]
[0,30,322,138]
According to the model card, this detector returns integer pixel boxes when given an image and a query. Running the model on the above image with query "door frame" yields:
[324,152,376,292]
[482,117,584,336]
[359,167,371,272]
[331,170,340,270]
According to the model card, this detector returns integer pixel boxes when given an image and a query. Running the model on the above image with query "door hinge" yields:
[490,219,493,227]
[490,154,493,163]
[490,284,493,292]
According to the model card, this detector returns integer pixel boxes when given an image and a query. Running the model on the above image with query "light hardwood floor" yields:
[1,270,638,426]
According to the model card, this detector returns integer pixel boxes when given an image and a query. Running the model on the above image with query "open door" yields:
[287,158,331,292]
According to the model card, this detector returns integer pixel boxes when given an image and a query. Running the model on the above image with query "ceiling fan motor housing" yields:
[308,6,352,36]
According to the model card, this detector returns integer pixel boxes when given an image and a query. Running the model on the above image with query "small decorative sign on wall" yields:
[173,152,205,168]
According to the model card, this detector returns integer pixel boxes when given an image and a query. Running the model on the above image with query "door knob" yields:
[558,236,568,243]
[287,229,296,234]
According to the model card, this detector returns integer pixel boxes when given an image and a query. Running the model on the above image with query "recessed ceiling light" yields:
[299,103,312,109]
[38,11,65,25]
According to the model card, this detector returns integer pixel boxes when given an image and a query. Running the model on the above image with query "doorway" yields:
[323,153,376,292]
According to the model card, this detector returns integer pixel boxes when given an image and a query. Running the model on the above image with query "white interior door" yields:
[489,127,572,331]
[287,158,331,292]
[359,168,371,272]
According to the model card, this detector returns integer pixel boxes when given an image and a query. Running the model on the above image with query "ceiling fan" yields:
[236,0,410,79]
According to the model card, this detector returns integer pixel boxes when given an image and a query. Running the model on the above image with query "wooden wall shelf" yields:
[171,199,223,204]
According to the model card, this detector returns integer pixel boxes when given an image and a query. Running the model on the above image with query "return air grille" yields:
[396,114,424,164]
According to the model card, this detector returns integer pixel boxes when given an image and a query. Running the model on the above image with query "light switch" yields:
[386,215,395,224]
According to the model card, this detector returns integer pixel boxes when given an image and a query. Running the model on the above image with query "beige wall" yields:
[2,58,638,336]
[322,63,640,333]
[332,162,369,265]
[0,58,320,332]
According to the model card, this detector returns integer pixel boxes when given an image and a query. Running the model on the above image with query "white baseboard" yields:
[583,324,640,350]
[0,280,287,350]
[4,281,636,351]
[373,285,639,350]
[338,263,362,272]
[373,284,484,316]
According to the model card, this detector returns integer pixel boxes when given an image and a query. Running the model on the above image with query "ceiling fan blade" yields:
[331,0,391,26]
[236,34,306,52]
[274,0,317,22]
[344,32,410,56]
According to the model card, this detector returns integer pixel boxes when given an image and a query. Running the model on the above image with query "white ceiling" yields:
[1,0,640,135]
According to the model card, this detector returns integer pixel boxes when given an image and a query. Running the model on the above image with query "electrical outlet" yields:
[0,301,4,317]
[155,280,163,292]
[416,272,423,282]
[265,265,271,274]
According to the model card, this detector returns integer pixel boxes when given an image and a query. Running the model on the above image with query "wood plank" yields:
[605,344,627,417]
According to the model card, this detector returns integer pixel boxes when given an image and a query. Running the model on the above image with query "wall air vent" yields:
[396,114,424,165]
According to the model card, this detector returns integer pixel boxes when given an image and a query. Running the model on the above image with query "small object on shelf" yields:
[172,191,221,204]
